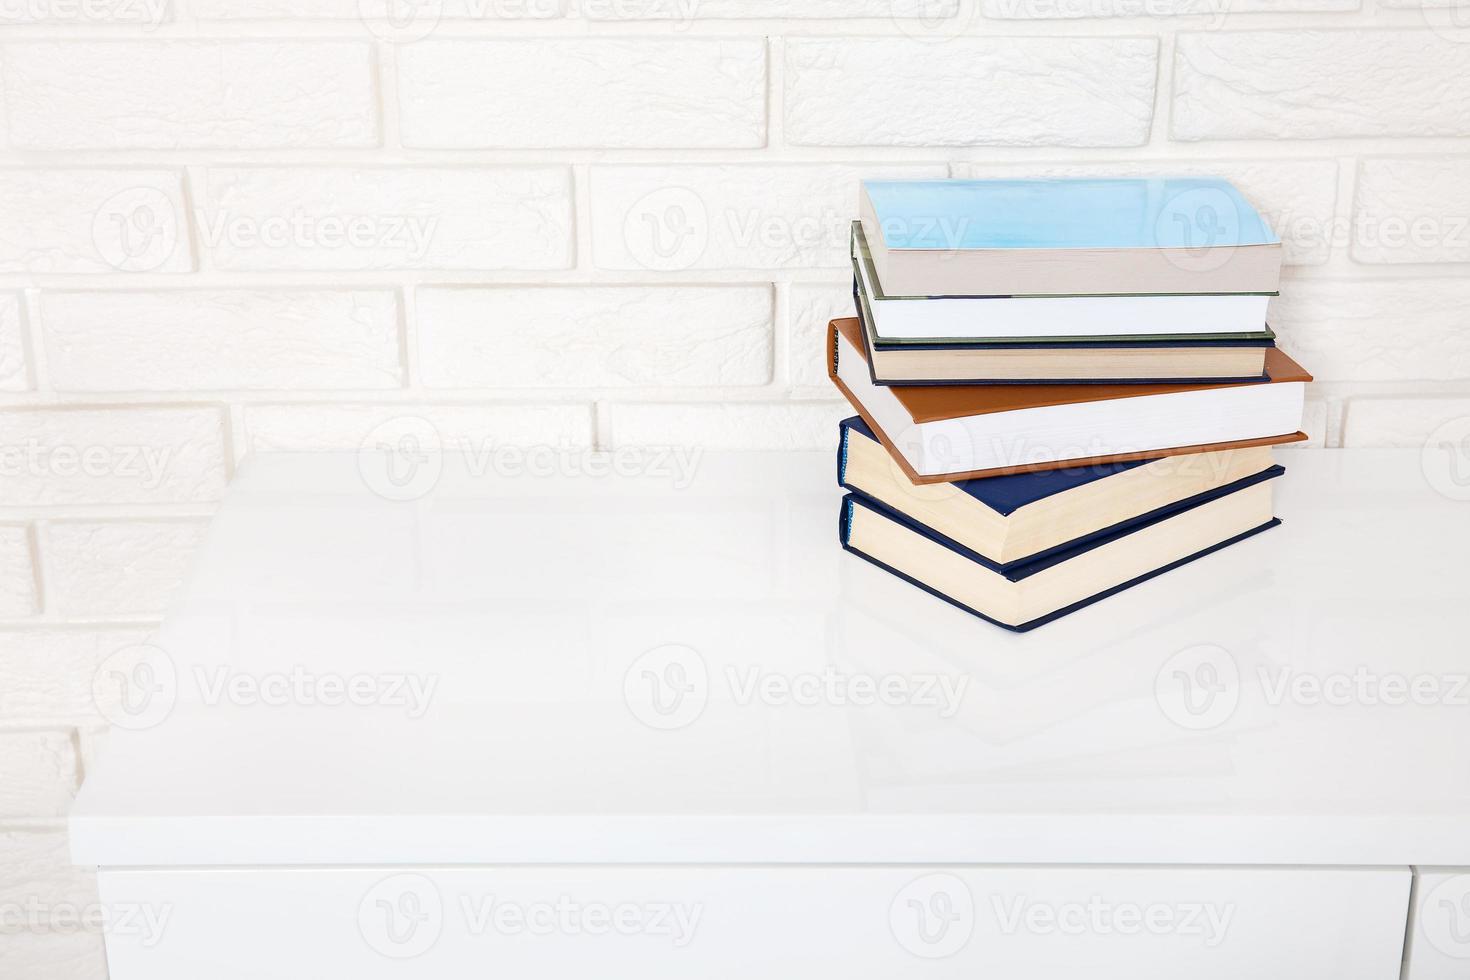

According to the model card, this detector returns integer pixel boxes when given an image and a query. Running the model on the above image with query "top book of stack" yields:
[859,177,1282,298]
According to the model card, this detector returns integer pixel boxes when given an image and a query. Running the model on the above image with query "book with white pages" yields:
[852,222,1274,343]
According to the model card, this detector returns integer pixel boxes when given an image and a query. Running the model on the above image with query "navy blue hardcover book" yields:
[838,415,1283,573]
[838,488,1282,633]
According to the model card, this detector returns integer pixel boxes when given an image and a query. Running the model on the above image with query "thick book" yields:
[851,221,1274,345]
[839,469,1283,632]
[859,177,1283,297]
[839,415,1281,568]
[852,275,1272,386]
[828,317,1309,483]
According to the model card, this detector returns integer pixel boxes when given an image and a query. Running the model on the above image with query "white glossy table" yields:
[70,448,1470,979]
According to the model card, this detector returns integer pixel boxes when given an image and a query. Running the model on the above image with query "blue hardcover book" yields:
[838,415,1283,572]
[838,475,1282,632]
[858,177,1283,299]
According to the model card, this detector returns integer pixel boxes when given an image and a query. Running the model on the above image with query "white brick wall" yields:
[1,9,1468,974]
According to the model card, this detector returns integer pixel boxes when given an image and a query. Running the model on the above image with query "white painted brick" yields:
[1343,398,1470,448]
[0,294,25,392]
[0,628,152,723]
[0,170,192,276]
[0,931,108,980]
[195,0,559,17]
[0,831,99,919]
[398,39,766,149]
[591,163,944,271]
[40,290,402,392]
[1269,279,1470,382]
[952,159,1339,266]
[607,401,849,450]
[241,403,594,452]
[1173,31,1470,140]
[43,521,207,618]
[981,0,1353,17]
[0,731,77,817]
[0,408,228,507]
[416,285,773,388]
[583,0,956,16]
[1301,399,1329,448]
[784,37,1157,147]
[2,42,377,151]
[198,167,573,272]
[0,527,39,619]
[788,281,853,388]
[1352,157,1470,265]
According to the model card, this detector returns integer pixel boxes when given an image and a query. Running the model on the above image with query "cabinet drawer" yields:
[98,864,1410,980]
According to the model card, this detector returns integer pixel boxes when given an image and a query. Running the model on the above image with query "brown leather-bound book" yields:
[827,317,1311,484]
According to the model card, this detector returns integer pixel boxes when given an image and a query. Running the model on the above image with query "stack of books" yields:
[829,177,1312,632]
